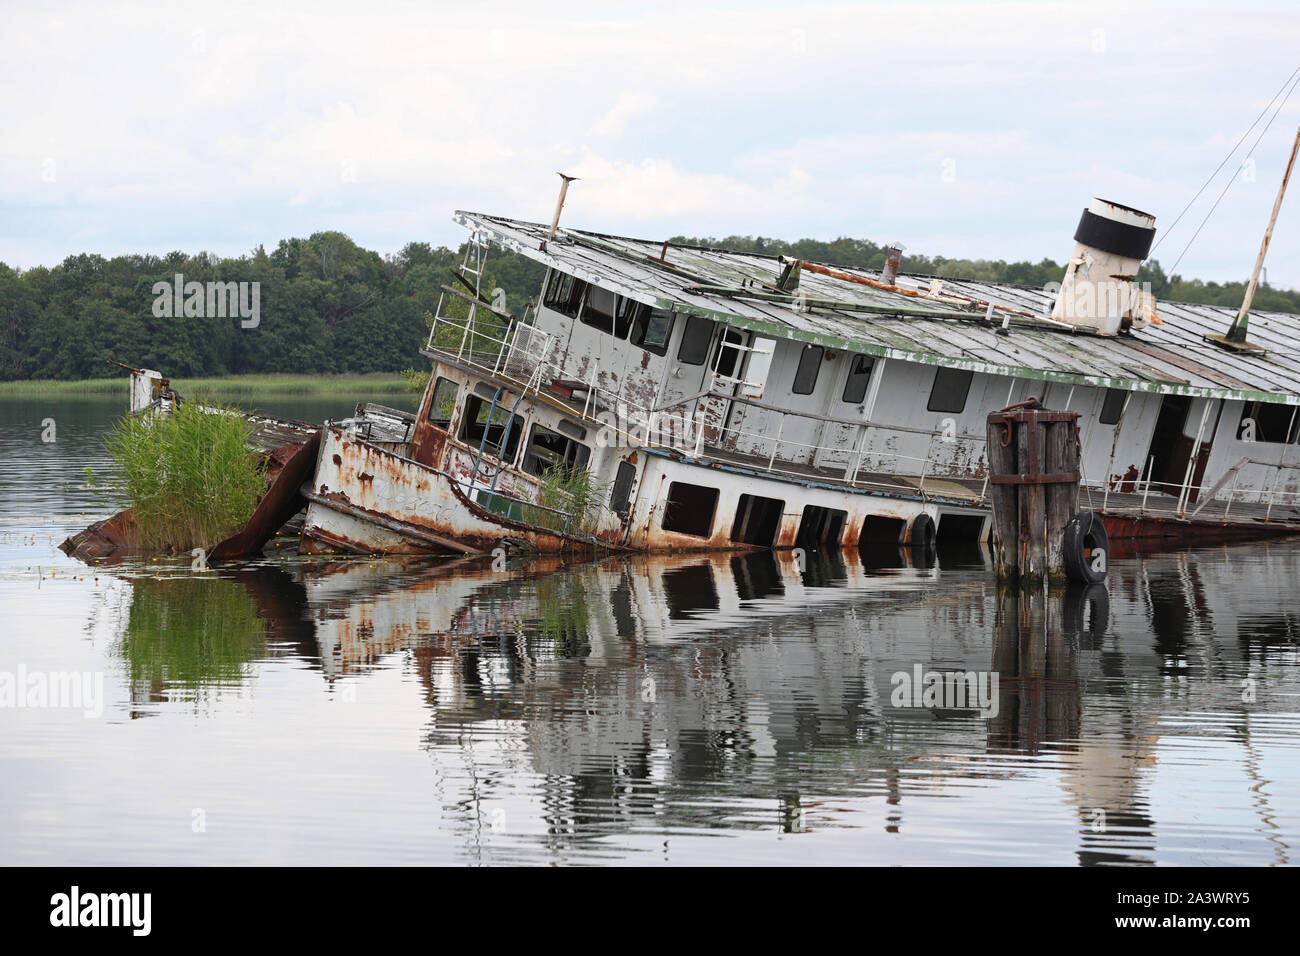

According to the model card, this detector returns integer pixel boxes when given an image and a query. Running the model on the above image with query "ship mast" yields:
[1207,124,1300,353]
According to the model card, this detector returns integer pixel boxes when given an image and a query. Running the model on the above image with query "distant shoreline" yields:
[0,372,413,398]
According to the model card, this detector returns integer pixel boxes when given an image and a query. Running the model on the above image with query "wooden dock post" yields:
[987,400,1081,586]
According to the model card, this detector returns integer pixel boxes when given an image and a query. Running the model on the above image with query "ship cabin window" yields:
[631,307,674,355]
[1099,388,1127,425]
[730,494,785,547]
[614,297,640,339]
[580,285,618,335]
[661,481,719,537]
[577,285,646,341]
[842,353,875,404]
[543,270,585,318]
[609,460,637,517]
[459,394,524,461]
[712,328,746,379]
[927,367,974,413]
[858,515,905,545]
[427,377,458,428]
[792,345,824,395]
[1239,401,1300,444]
[796,505,846,549]
[677,315,714,366]
[522,423,591,477]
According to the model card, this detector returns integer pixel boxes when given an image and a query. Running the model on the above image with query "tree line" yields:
[670,233,1300,315]
[0,233,545,381]
[2,229,1295,381]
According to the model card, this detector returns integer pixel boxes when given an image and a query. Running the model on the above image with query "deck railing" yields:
[424,318,990,503]
[425,318,1300,525]
[426,290,554,394]
[1081,455,1300,524]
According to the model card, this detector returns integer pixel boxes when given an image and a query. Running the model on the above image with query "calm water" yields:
[2,395,1298,866]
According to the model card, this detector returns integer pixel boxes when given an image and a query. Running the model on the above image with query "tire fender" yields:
[1062,511,1109,584]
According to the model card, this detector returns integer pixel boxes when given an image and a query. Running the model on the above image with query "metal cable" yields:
[1164,72,1300,279]
[1152,65,1300,256]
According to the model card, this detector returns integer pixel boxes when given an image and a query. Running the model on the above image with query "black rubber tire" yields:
[1062,511,1109,584]
[910,513,937,566]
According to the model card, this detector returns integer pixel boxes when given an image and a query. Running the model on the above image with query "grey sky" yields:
[3,0,1298,287]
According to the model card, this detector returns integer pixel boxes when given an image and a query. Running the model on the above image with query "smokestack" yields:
[1051,198,1157,335]
[547,173,579,240]
[881,242,905,286]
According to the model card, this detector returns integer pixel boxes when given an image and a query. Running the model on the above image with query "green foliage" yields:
[524,463,610,535]
[0,372,408,397]
[533,574,591,655]
[105,401,266,554]
[400,366,430,393]
[0,234,545,382]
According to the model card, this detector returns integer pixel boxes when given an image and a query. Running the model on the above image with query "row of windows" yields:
[663,483,986,548]
[428,378,592,477]
[660,482,854,545]
[543,270,674,355]
[440,347,1134,442]
[1089,390,1297,439]
[432,378,647,518]
[680,324,882,404]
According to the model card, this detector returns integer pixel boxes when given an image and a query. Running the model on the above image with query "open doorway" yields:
[1144,395,1192,494]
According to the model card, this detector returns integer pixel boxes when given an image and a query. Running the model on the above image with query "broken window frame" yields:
[630,306,674,355]
[426,376,459,427]
[1238,401,1300,444]
[521,422,592,477]
[613,296,641,340]
[458,394,524,463]
[580,284,618,335]
[543,270,584,318]
[841,353,875,404]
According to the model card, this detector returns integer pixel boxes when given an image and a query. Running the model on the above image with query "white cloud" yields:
[589,92,661,137]
[0,0,1298,287]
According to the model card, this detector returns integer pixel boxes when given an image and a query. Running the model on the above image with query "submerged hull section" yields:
[299,427,617,556]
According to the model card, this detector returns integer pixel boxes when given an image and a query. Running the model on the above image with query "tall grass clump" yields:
[524,464,610,536]
[105,400,265,554]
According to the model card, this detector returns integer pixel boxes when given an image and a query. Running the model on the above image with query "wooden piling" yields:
[987,400,1081,586]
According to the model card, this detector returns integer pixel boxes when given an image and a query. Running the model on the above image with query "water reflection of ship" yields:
[306,545,975,679]
[112,542,1298,862]
[295,545,1294,861]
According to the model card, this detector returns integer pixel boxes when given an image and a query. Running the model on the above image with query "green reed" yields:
[104,400,266,554]
[525,463,610,536]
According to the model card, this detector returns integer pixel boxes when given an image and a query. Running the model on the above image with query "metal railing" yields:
[425,314,1300,524]
[1083,455,1300,525]
[649,392,990,501]
[426,288,554,394]
[424,314,991,502]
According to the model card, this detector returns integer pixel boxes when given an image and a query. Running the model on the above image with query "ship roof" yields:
[455,210,1300,406]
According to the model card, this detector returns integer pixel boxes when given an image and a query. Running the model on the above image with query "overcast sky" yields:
[3,0,1299,287]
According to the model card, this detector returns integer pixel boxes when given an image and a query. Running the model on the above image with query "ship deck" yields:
[1088,487,1300,536]
[422,347,1300,539]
